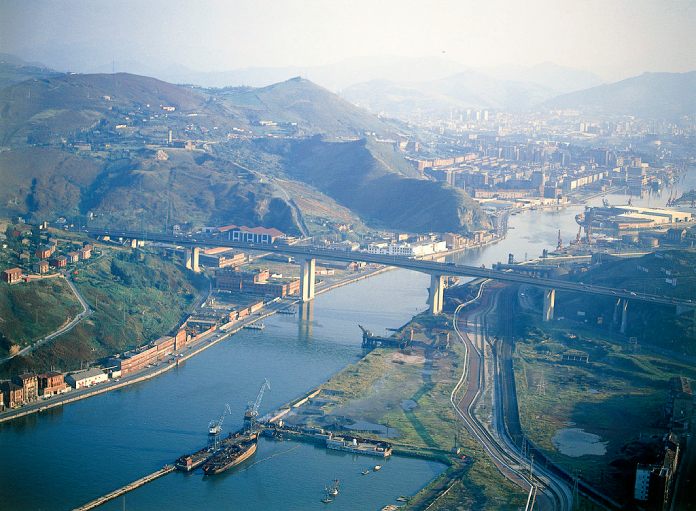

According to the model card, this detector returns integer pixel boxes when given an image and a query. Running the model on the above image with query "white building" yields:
[366,241,447,258]
[65,368,108,389]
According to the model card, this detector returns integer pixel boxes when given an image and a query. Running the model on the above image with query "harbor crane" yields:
[208,403,231,450]
[244,378,270,432]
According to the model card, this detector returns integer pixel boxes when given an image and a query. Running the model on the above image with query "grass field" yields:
[0,278,82,356]
[513,315,696,501]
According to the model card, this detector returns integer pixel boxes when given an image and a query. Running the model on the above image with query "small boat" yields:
[361,469,370,475]
[373,465,382,471]
[396,496,409,502]
[328,479,340,496]
[321,488,334,504]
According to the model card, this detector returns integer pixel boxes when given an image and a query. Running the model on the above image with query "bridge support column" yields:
[300,257,316,302]
[429,274,445,315]
[130,238,138,249]
[543,288,555,322]
[620,299,629,334]
[191,247,201,273]
[185,249,193,270]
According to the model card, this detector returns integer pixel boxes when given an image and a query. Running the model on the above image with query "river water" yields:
[1,169,693,511]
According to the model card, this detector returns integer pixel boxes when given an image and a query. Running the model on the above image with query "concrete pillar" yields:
[191,247,201,273]
[612,298,621,325]
[130,238,138,249]
[184,249,193,270]
[429,274,445,315]
[300,257,316,302]
[543,288,555,322]
[620,299,629,334]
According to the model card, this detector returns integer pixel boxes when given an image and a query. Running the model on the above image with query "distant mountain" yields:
[481,62,603,94]
[342,71,554,118]
[154,55,467,91]
[544,71,696,118]
[0,53,59,89]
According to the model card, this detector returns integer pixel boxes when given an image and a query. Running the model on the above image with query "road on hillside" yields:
[1,273,92,365]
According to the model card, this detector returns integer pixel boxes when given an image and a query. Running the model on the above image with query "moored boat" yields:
[202,434,258,475]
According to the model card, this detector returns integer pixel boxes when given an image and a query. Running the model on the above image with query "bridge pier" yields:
[130,238,138,249]
[191,247,201,273]
[300,257,316,302]
[429,274,445,315]
[184,249,193,270]
[620,299,629,334]
[543,288,555,321]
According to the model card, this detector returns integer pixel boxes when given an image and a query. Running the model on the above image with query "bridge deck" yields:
[85,229,693,308]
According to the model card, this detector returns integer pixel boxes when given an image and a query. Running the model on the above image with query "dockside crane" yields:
[208,403,232,450]
[244,378,271,432]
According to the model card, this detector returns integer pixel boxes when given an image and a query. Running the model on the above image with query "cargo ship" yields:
[202,433,258,475]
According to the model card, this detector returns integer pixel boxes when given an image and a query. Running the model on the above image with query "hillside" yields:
[216,77,396,137]
[0,71,486,235]
[257,137,490,233]
[0,56,59,89]
[545,71,696,119]
[558,250,696,354]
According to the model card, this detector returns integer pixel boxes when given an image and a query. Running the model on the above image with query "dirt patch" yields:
[392,351,426,365]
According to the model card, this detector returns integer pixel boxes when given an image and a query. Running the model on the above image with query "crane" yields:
[208,403,231,450]
[244,378,270,432]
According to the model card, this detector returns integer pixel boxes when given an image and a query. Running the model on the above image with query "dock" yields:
[72,465,175,511]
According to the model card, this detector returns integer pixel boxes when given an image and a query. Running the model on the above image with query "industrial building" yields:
[215,268,300,298]
[65,368,108,389]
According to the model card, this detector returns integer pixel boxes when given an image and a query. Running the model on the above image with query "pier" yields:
[73,465,175,511]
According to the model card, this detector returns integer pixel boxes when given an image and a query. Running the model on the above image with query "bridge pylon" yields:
[543,288,555,321]
[300,257,316,302]
[429,274,445,315]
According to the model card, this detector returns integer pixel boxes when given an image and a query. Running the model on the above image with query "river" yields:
[1,169,692,510]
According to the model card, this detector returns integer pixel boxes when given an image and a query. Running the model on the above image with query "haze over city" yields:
[1,0,695,83]
[1,1,695,511]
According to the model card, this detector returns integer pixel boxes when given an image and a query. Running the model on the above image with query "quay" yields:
[72,464,174,511]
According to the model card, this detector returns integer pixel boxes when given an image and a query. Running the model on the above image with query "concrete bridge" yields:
[87,229,694,328]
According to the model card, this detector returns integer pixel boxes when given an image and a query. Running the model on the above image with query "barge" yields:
[202,433,258,475]
[326,434,392,457]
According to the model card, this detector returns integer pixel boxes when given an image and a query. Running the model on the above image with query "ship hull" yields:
[202,438,258,475]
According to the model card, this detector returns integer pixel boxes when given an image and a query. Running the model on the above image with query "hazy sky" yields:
[1,0,694,81]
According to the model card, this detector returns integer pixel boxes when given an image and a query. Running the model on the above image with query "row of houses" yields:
[0,368,111,410]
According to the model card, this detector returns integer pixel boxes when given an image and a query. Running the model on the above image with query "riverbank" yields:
[270,300,527,511]
[0,263,394,425]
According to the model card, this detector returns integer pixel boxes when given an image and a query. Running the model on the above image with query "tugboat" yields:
[373,465,382,471]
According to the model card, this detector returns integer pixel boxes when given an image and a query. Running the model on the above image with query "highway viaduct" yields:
[89,229,694,329]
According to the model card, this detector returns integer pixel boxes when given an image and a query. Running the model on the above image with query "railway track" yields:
[450,282,572,511]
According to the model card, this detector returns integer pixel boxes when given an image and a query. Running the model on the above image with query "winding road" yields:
[1,273,92,365]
